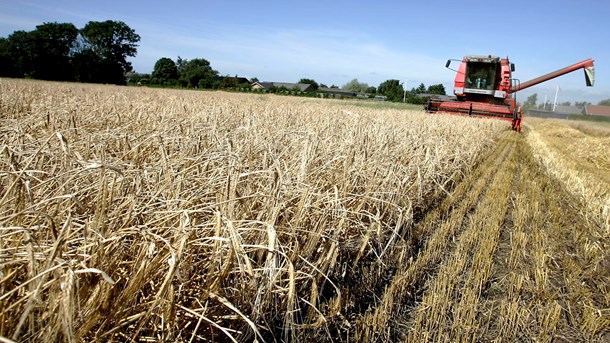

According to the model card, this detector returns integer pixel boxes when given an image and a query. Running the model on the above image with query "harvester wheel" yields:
[514,116,522,132]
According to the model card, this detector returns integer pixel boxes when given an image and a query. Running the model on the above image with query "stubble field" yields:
[1,79,608,342]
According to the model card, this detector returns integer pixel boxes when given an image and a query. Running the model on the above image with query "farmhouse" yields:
[527,104,585,119]
[318,87,357,98]
[584,104,610,117]
[251,81,314,92]
[552,105,584,115]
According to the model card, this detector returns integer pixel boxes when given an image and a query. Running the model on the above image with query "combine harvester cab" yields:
[425,55,595,132]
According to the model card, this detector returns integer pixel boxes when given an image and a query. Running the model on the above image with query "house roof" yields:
[553,105,583,114]
[318,87,356,96]
[253,81,313,92]
[585,105,610,116]
[252,81,274,88]
[216,76,250,84]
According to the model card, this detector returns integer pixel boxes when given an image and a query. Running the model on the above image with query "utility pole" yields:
[553,85,559,112]
[543,94,547,110]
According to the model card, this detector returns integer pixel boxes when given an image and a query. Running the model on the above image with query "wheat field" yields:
[1,79,608,342]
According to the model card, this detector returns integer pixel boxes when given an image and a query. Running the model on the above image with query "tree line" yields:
[137,56,447,103]
[521,93,610,110]
[130,57,227,89]
[1,20,447,103]
[342,78,447,103]
[0,21,140,85]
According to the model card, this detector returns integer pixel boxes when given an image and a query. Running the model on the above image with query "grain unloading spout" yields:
[510,58,595,93]
[584,63,594,87]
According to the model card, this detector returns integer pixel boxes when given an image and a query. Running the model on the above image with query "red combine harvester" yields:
[425,56,595,131]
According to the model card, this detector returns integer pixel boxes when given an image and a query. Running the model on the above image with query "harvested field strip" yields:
[480,128,610,342]
[526,119,610,233]
[356,126,609,342]
[407,132,517,342]
[409,131,519,342]
[355,131,516,340]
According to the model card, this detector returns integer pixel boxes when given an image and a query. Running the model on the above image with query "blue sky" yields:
[1,0,608,104]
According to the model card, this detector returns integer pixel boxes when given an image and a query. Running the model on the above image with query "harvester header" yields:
[425,55,595,132]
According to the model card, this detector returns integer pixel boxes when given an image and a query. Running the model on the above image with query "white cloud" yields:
[134,25,449,87]
[0,13,41,35]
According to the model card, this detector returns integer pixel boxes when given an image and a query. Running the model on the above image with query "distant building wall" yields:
[526,110,568,119]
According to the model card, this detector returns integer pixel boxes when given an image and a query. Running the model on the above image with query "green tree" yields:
[71,49,107,84]
[127,72,151,84]
[219,75,238,89]
[598,99,610,106]
[378,79,404,102]
[6,30,37,77]
[540,101,553,110]
[342,78,369,94]
[177,57,218,88]
[523,93,538,111]
[366,86,377,94]
[237,80,251,89]
[33,22,78,80]
[1,23,78,80]
[298,78,319,90]
[427,83,446,95]
[0,37,17,77]
[75,20,140,84]
[152,57,178,84]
